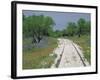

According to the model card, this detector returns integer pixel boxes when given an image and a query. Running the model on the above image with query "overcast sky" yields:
[23,10,90,31]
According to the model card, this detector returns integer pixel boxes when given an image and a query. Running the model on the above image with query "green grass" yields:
[67,35,91,64]
[23,37,58,69]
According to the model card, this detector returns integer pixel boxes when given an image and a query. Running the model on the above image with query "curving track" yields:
[51,38,89,68]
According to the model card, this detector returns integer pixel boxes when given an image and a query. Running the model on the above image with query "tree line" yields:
[61,18,90,37]
[23,14,90,44]
[45,18,90,38]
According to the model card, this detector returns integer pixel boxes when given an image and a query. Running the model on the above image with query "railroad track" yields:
[55,39,65,67]
[71,42,86,66]
[55,39,87,68]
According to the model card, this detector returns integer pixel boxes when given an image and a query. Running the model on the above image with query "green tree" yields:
[77,18,86,37]
[62,29,68,36]
[66,22,77,36]
[85,21,91,34]
[23,14,55,44]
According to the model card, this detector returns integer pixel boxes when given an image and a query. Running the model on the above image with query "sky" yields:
[23,10,90,31]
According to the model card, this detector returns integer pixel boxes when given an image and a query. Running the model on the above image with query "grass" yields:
[23,37,58,69]
[67,35,91,64]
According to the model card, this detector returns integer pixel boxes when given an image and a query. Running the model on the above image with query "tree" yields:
[23,14,55,44]
[66,22,77,36]
[42,16,55,36]
[62,29,68,36]
[85,21,91,34]
[77,18,86,37]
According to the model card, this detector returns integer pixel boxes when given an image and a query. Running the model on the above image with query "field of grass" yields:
[67,35,91,64]
[23,37,58,69]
